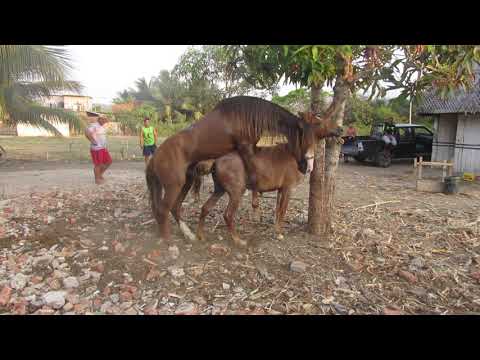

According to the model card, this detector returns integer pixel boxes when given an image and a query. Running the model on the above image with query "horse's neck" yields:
[255,144,294,160]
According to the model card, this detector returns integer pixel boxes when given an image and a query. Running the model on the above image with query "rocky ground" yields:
[1,159,480,315]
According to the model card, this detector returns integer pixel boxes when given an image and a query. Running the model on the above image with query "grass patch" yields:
[0,136,151,161]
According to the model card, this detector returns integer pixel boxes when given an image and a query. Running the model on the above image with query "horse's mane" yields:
[214,96,306,155]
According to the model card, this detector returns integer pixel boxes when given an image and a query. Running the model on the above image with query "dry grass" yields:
[0,136,149,161]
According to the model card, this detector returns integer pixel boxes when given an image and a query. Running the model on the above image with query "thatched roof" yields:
[417,64,480,116]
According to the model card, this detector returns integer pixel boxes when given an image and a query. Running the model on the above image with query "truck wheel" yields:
[375,150,391,168]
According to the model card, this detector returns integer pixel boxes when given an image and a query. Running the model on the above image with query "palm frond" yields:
[11,80,82,100]
[6,99,83,135]
[0,45,77,85]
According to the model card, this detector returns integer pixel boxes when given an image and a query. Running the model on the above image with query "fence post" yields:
[442,160,447,182]
[126,139,129,160]
[418,156,423,180]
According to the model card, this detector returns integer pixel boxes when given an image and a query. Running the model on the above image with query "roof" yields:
[395,124,427,128]
[51,94,92,99]
[417,63,480,116]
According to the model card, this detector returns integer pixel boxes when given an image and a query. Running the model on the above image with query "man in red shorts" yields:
[85,116,112,185]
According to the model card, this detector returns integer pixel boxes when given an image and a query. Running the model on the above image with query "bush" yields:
[156,121,191,138]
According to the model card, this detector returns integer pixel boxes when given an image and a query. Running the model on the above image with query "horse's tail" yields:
[211,161,226,194]
[146,160,163,220]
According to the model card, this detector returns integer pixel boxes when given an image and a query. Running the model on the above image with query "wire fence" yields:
[0,136,147,162]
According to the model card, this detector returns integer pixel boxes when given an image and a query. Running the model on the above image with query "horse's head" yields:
[299,111,343,139]
[294,112,343,174]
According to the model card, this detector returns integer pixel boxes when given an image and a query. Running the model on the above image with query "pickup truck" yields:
[341,123,433,167]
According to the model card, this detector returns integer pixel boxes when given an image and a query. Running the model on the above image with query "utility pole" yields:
[409,98,413,124]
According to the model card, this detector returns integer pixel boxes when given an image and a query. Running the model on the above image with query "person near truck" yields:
[343,124,358,163]
[382,129,397,158]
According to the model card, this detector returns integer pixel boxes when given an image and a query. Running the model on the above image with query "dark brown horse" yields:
[194,113,339,247]
[146,96,342,242]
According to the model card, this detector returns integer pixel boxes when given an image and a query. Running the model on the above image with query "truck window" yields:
[398,128,413,140]
[414,127,432,136]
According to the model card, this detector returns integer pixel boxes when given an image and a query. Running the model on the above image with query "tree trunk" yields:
[308,85,326,235]
[308,77,349,237]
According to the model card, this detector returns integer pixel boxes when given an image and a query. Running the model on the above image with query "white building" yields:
[417,65,480,175]
[16,94,92,137]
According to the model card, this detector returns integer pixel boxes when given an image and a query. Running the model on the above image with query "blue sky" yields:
[67,45,296,104]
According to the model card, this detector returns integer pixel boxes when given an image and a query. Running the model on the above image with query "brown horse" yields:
[146,96,342,242]
[195,114,340,247]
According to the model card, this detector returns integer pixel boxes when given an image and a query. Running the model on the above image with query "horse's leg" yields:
[196,188,225,242]
[224,189,247,248]
[275,187,291,236]
[171,171,196,242]
[251,190,261,221]
[157,183,183,243]
[192,173,202,203]
[236,142,258,191]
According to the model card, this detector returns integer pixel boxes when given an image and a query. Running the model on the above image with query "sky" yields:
[67,45,297,104]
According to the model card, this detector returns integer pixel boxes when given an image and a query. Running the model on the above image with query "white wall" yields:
[17,121,70,137]
[432,114,457,162]
[454,115,480,174]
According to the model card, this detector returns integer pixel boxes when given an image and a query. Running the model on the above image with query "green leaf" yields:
[312,47,318,61]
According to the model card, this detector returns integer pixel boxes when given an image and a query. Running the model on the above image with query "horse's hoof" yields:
[179,221,196,242]
[233,238,248,248]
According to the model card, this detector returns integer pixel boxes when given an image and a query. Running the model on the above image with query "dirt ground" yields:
[1,158,480,315]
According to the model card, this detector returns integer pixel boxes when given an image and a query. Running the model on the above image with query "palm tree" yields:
[0,45,83,136]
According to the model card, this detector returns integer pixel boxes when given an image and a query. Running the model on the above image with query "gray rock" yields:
[409,257,426,272]
[110,294,120,304]
[11,273,28,290]
[175,302,197,315]
[21,287,37,297]
[193,296,207,305]
[167,266,185,278]
[290,261,307,273]
[120,301,133,310]
[222,283,231,291]
[78,273,91,282]
[409,287,427,298]
[362,228,376,237]
[31,298,45,308]
[100,301,113,313]
[63,276,79,289]
[43,291,66,309]
[89,271,102,282]
[333,303,348,315]
[168,246,180,259]
[25,295,36,303]
[53,270,68,279]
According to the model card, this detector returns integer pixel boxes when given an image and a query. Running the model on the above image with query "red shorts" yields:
[90,148,112,166]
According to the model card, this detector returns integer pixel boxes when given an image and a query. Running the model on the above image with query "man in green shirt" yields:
[139,117,158,165]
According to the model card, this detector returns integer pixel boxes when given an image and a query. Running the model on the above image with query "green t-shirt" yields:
[142,126,155,146]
